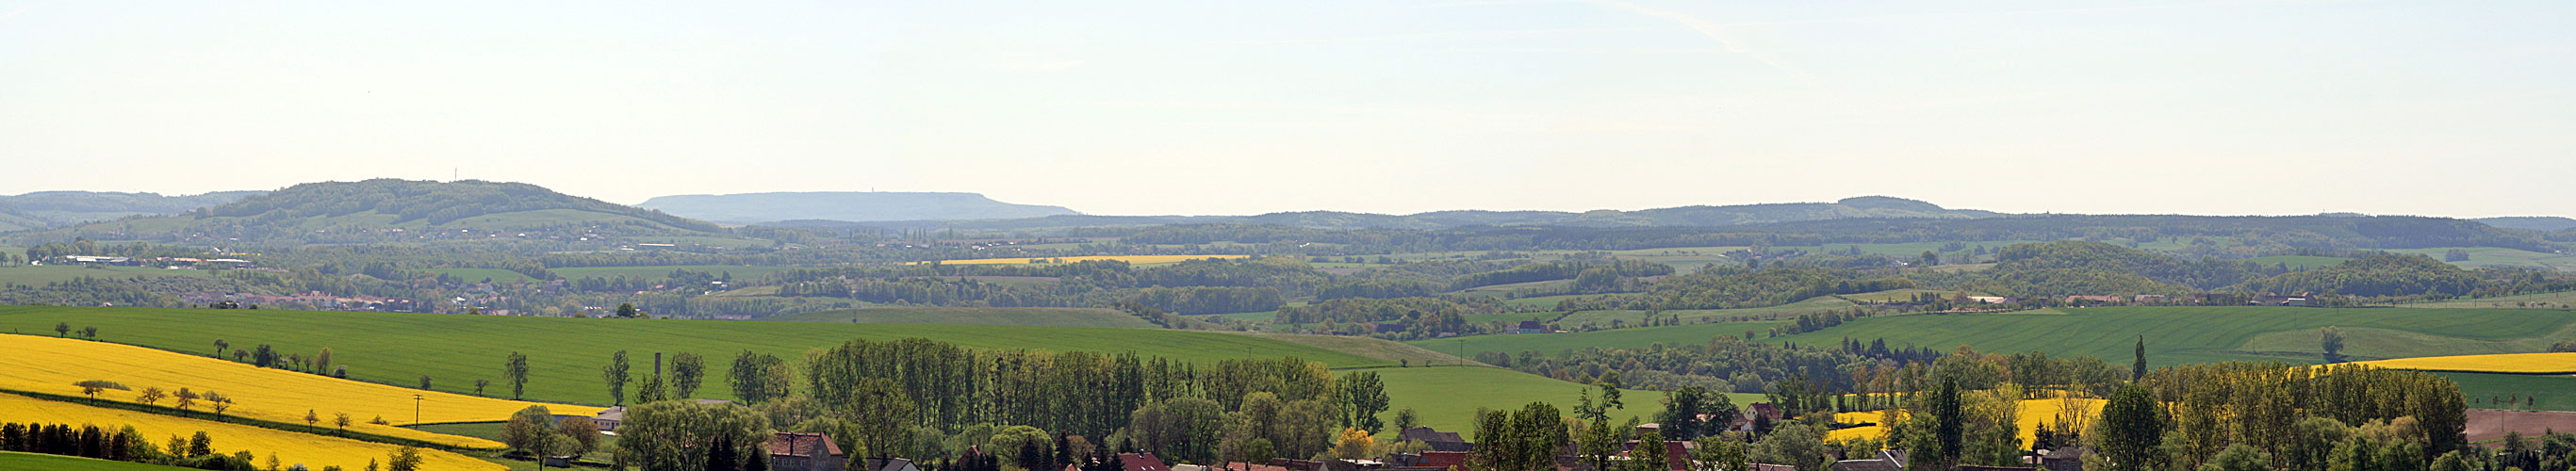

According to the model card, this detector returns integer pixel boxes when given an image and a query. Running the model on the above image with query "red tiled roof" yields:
[768,432,845,457]
[1419,451,1470,469]
[1121,453,1171,471]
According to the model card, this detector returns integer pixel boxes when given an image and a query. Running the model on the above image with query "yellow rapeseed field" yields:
[2354,352,2576,374]
[907,254,1250,266]
[1826,398,2104,447]
[0,393,503,471]
[0,334,599,448]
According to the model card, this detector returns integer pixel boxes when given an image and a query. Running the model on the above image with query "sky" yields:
[2,1,2570,218]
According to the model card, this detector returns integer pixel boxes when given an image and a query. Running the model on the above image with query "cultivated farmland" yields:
[908,254,1250,266]
[0,306,1382,407]
[0,393,502,471]
[1826,397,2105,448]
[761,306,1156,328]
[1404,319,1795,361]
[1770,306,2576,367]
[2354,352,2576,374]
[0,334,594,448]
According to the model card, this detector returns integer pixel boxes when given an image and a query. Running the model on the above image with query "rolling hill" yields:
[0,190,261,232]
[13,180,726,244]
[2478,217,2576,232]
[637,191,1078,224]
[844,196,1996,231]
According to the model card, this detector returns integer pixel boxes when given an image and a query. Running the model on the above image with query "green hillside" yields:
[19,179,726,244]
[762,306,1157,329]
[2244,255,2352,270]
[1771,306,2576,367]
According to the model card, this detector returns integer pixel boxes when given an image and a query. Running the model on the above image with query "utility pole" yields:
[414,394,423,425]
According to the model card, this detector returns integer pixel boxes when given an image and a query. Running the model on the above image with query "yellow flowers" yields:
[908,254,1250,266]
[0,393,503,471]
[0,334,599,448]
[2354,352,2576,374]
[1825,398,2105,448]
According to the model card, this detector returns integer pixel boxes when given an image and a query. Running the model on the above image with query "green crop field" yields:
[2441,373,2576,412]
[2244,255,2352,270]
[1405,319,1795,360]
[0,265,209,284]
[1358,365,1770,440]
[425,268,537,284]
[1770,306,2576,367]
[2402,290,2576,309]
[0,305,1384,406]
[551,265,806,282]
[762,306,1156,329]
[0,452,192,470]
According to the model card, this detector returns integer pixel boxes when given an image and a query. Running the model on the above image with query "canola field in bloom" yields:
[2354,352,2576,374]
[0,393,502,471]
[0,334,599,448]
[908,254,1250,266]
[1826,398,2104,447]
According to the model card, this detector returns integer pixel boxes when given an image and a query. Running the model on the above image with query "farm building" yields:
[1396,427,1470,451]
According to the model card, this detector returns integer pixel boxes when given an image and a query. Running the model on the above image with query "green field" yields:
[0,452,189,470]
[1360,365,1664,439]
[425,268,537,284]
[2244,255,2352,270]
[2387,247,2576,272]
[761,306,1156,329]
[2403,290,2576,309]
[551,265,806,282]
[1772,306,2576,367]
[2441,373,2576,412]
[0,265,210,284]
[0,305,1384,406]
[1405,319,1795,360]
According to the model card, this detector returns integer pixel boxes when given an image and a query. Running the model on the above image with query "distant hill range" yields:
[2477,217,2576,232]
[813,196,2000,231]
[0,190,262,232]
[637,191,1080,225]
[14,179,720,244]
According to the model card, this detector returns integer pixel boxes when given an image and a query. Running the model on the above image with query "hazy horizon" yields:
[5,1,2569,218]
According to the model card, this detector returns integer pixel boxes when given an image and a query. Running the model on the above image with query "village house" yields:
[766,432,846,471]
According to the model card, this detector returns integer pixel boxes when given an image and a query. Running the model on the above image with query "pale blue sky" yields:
[3,1,2569,217]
